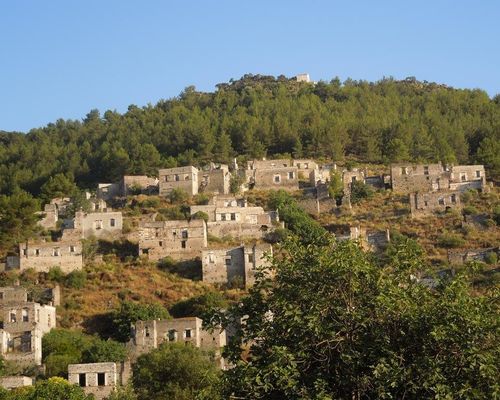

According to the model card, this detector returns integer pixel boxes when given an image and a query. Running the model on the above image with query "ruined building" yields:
[199,163,231,194]
[159,166,199,197]
[8,239,83,273]
[63,210,123,240]
[97,175,159,200]
[68,362,131,400]
[391,163,487,194]
[130,317,226,367]
[409,191,462,218]
[138,219,207,261]
[0,287,56,366]
[190,196,281,239]
[245,159,299,191]
[202,244,272,287]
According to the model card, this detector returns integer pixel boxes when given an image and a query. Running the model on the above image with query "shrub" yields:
[484,252,498,265]
[168,188,189,204]
[191,211,209,222]
[47,266,64,283]
[170,292,228,319]
[438,233,465,248]
[350,180,374,204]
[462,205,479,215]
[65,270,87,289]
[194,193,210,205]
[493,205,500,225]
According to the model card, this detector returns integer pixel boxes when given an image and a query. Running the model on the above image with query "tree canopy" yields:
[208,236,499,399]
[0,75,498,197]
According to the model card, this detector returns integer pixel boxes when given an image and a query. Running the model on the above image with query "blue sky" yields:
[1,0,499,132]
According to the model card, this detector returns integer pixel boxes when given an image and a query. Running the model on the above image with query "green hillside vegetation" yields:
[0,75,499,198]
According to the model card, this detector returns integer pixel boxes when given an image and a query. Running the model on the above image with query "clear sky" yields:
[1,0,499,132]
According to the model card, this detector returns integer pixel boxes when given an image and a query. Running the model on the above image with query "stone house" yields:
[0,376,33,390]
[159,166,199,197]
[64,210,123,239]
[309,167,333,187]
[292,159,318,178]
[138,219,207,261]
[390,163,445,193]
[202,244,272,287]
[68,362,131,400]
[342,169,365,192]
[245,159,299,191]
[409,191,461,218]
[1,301,56,335]
[97,183,121,201]
[0,301,55,367]
[13,239,83,273]
[0,287,28,304]
[335,226,390,252]
[190,199,281,239]
[199,163,231,194]
[36,204,59,230]
[122,175,158,196]
[131,317,226,367]
[0,328,43,366]
[448,165,487,192]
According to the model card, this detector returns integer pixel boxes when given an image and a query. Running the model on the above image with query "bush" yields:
[158,206,186,220]
[47,266,64,283]
[168,188,189,204]
[111,301,170,342]
[132,343,221,400]
[191,211,209,222]
[462,205,479,215]
[350,180,374,204]
[484,252,498,265]
[230,174,244,194]
[170,292,228,319]
[264,227,289,244]
[194,193,210,205]
[65,270,87,289]
[493,205,500,225]
[438,233,465,248]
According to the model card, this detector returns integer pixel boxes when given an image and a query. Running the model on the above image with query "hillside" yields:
[0,75,499,197]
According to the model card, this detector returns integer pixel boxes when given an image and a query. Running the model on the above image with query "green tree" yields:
[111,301,170,342]
[132,343,221,400]
[208,237,499,399]
[0,191,40,249]
[4,377,93,400]
[267,190,327,245]
[169,292,228,319]
[40,173,79,204]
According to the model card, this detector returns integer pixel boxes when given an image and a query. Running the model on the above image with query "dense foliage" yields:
[111,300,170,342]
[0,377,93,400]
[42,329,126,378]
[132,343,220,400]
[267,190,327,244]
[1,75,499,197]
[208,237,499,399]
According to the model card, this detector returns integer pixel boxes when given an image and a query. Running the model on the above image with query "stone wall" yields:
[68,362,126,400]
[0,327,43,366]
[97,183,121,201]
[201,244,271,287]
[159,166,199,196]
[36,204,58,230]
[448,247,499,265]
[199,165,231,194]
[18,240,83,273]
[409,191,461,218]
[72,211,123,239]
[138,219,207,261]
[390,163,444,193]
[0,376,33,390]
[1,302,56,335]
[250,166,299,191]
[0,287,28,304]
[448,165,486,192]
[122,175,158,196]
[132,317,226,364]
